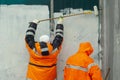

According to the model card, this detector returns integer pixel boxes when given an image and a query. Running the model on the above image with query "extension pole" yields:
[37,11,93,23]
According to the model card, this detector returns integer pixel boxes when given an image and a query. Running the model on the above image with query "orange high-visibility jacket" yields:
[25,22,64,80]
[25,42,61,80]
[64,42,103,80]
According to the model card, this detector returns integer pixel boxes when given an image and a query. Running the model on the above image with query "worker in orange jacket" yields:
[64,42,103,80]
[25,17,64,80]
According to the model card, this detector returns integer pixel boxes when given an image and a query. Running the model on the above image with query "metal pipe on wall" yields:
[99,0,107,79]
[97,0,103,70]
[98,0,103,68]
[50,0,55,43]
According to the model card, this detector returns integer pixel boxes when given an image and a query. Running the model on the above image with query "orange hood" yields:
[78,42,93,56]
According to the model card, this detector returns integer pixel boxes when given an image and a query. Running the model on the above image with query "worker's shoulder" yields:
[83,54,94,63]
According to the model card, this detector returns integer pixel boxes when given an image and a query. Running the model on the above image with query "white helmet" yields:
[39,35,49,42]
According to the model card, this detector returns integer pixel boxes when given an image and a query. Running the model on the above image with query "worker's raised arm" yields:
[25,20,39,49]
[52,17,64,50]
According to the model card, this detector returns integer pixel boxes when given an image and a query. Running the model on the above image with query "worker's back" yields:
[64,42,103,80]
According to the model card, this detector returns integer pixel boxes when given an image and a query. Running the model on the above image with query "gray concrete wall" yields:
[102,0,120,80]
[0,5,99,80]
[113,0,120,80]
[0,5,49,80]
[102,0,114,79]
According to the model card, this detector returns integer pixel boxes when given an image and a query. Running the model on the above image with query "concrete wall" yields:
[0,5,99,80]
[113,0,120,80]
[0,5,49,80]
[102,0,114,79]
[102,0,120,80]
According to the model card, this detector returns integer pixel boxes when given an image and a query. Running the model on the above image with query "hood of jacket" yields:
[78,42,93,56]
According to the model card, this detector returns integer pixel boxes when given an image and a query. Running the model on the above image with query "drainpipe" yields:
[50,0,55,43]
[99,0,106,78]
[100,0,109,79]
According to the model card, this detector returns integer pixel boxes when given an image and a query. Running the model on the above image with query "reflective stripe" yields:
[41,47,48,52]
[56,33,63,37]
[88,63,98,70]
[56,29,63,33]
[52,48,58,53]
[26,32,34,36]
[28,27,36,32]
[66,64,88,72]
